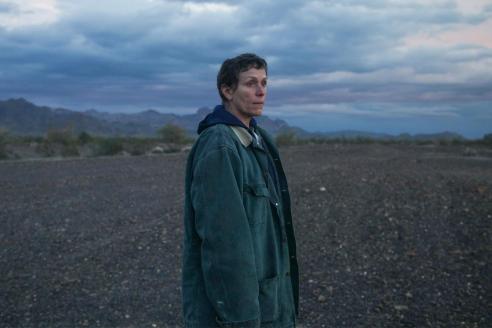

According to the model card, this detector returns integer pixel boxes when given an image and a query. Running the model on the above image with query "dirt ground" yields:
[0,144,490,327]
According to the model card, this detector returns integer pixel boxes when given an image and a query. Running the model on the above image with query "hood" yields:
[197,104,257,134]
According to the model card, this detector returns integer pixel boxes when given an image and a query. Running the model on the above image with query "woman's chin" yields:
[251,108,263,116]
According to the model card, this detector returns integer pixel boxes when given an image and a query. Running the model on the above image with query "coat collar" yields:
[230,126,253,147]
[229,125,265,149]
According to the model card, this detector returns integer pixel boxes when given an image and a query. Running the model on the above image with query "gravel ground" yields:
[0,144,491,327]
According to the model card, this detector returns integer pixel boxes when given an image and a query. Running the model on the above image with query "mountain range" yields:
[0,98,466,140]
[0,98,292,137]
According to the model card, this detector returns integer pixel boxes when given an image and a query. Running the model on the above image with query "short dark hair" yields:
[217,53,268,102]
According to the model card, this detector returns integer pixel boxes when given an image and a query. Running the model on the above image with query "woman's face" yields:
[222,67,267,126]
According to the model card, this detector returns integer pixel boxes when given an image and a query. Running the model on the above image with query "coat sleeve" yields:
[191,146,260,327]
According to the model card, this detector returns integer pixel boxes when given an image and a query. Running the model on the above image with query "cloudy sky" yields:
[1,0,491,137]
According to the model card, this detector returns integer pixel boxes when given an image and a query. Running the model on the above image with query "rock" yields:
[394,305,409,311]
[463,147,478,157]
[151,146,164,154]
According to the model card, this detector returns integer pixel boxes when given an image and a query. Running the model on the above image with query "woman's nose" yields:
[256,85,265,96]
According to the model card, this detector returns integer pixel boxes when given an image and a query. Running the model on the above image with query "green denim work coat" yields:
[181,124,299,327]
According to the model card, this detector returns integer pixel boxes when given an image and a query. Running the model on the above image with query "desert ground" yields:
[0,144,490,327]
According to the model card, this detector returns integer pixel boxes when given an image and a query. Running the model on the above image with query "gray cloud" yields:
[0,0,490,137]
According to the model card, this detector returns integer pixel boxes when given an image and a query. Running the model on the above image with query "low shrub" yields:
[46,128,76,146]
[36,127,81,158]
[0,128,8,159]
[94,138,124,156]
[157,124,190,144]
[276,131,297,147]
[61,144,80,157]
[36,141,56,157]
[128,140,150,156]
[482,133,492,146]
[78,131,93,145]
[353,136,375,144]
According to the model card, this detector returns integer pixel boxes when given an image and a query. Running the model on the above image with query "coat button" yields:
[274,202,279,206]
[286,271,290,276]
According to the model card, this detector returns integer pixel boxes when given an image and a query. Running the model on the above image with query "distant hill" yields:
[310,130,465,141]
[400,131,465,141]
[0,98,117,135]
[0,98,467,140]
[0,98,294,137]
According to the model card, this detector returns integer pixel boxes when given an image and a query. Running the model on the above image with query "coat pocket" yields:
[243,183,271,226]
[258,275,280,323]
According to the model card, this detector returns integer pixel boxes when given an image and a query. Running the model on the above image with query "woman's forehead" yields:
[239,68,267,80]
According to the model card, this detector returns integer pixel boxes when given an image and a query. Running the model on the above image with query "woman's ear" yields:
[221,84,234,101]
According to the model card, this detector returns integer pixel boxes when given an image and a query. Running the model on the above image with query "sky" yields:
[0,0,491,138]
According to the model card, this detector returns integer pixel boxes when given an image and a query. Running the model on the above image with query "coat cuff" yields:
[215,316,260,328]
